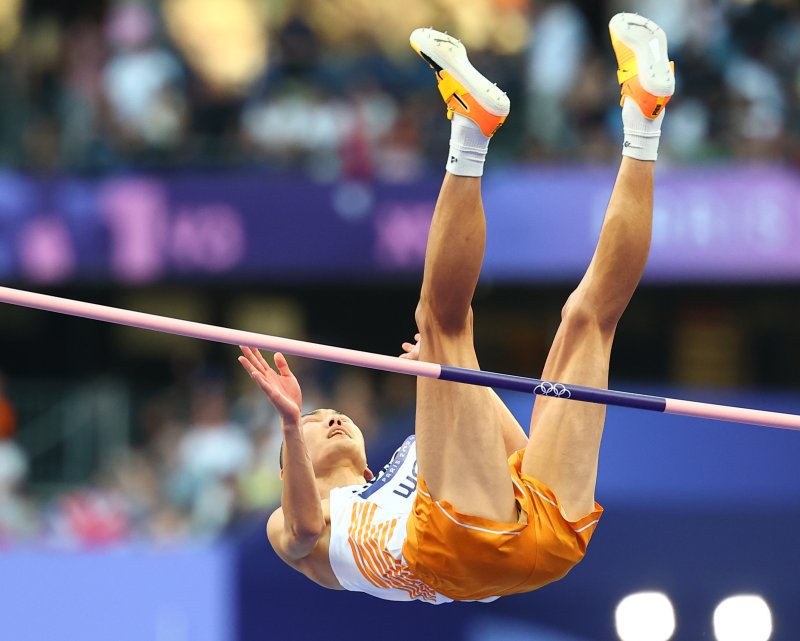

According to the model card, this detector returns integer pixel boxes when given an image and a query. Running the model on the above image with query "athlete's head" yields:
[279,408,373,481]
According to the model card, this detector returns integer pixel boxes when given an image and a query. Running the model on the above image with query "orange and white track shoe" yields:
[409,28,510,138]
[609,13,675,119]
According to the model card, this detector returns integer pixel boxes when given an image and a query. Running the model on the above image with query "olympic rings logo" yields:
[533,382,572,398]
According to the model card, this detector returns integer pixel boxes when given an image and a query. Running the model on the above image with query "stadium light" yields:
[615,592,676,641]
[713,595,772,641]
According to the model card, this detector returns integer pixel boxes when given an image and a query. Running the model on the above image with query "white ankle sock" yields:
[621,98,664,161]
[446,114,490,177]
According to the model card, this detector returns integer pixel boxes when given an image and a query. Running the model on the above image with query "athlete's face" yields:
[300,409,370,479]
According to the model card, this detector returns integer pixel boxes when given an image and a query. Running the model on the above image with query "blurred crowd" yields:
[0,361,416,545]
[1,0,800,176]
[3,0,800,545]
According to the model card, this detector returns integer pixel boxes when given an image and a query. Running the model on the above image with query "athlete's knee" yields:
[561,290,619,336]
[415,298,473,336]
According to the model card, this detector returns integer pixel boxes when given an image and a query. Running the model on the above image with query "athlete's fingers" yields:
[239,346,269,376]
[238,355,264,379]
[238,345,253,364]
[274,352,294,378]
[240,356,292,409]
[238,355,268,389]
[253,348,273,375]
[239,347,257,372]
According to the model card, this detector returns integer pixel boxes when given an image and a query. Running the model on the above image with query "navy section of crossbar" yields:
[438,365,667,412]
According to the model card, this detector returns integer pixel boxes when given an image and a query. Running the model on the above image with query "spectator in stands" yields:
[0,373,37,541]
[173,380,251,533]
[102,3,187,158]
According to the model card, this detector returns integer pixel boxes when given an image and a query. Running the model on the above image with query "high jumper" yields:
[238,13,676,604]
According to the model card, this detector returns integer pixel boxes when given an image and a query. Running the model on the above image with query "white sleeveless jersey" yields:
[327,435,454,605]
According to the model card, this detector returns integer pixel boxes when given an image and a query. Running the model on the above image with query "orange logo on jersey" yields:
[348,502,437,602]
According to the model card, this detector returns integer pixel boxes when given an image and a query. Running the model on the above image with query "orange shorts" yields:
[401,449,603,601]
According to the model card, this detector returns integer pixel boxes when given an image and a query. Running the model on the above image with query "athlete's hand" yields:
[399,333,421,361]
[238,347,302,426]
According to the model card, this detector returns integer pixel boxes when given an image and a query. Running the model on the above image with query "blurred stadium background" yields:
[0,0,799,640]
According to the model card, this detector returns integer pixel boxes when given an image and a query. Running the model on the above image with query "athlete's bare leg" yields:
[408,29,517,523]
[521,12,675,522]
[522,158,654,520]
[415,173,517,523]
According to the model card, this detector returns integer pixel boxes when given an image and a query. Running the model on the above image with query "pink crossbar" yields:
[0,286,441,380]
[1,285,800,431]
[664,398,800,430]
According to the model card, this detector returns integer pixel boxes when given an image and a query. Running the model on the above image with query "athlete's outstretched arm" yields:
[400,334,527,454]
[238,348,324,560]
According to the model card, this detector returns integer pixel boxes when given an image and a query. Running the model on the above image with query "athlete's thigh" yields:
[415,322,516,523]
[522,316,614,521]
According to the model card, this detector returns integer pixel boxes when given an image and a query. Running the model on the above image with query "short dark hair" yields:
[279,409,344,472]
